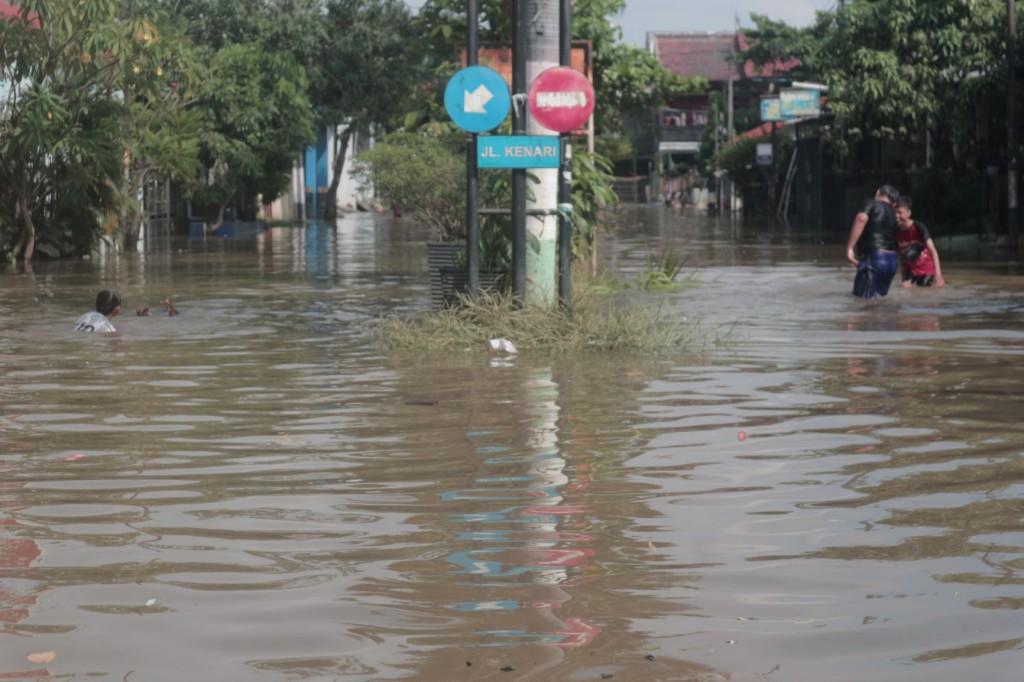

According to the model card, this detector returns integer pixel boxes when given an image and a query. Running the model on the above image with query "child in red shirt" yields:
[893,197,945,288]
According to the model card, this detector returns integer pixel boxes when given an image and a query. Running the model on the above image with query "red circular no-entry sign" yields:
[527,66,595,133]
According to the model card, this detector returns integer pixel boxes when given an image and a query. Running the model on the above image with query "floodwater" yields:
[2,207,1023,682]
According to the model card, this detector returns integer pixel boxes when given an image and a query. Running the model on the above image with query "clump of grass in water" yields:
[640,247,695,291]
[589,246,700,293]
[379,286,712,354]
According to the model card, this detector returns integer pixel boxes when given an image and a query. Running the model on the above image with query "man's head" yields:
[96,289,122,317]
[876,184,900,205]
[894,196,913,230]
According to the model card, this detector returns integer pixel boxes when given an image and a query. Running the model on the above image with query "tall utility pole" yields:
[1009,0,1019,250]
[524,0,560,306]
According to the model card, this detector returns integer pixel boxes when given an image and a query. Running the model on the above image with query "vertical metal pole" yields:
[770,120,778,210]
[467,0,481,294]
[512,0,527,300]
[557,0,572,308]
[726,35,735,212]
[1009,0,1019,250]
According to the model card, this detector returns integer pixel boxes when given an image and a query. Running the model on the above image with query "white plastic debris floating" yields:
[487,338,518,355]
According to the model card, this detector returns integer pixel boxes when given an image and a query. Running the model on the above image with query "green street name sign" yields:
[478,135,561,169]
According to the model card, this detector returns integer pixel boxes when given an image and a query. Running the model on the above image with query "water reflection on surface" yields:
[2,209,1023,681]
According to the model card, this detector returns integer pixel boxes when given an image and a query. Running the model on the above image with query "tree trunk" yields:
[123,211,144,252]
[123,169,147,252]
[14,190,35,262]
[323,127,354,222]
[206,202,227,235]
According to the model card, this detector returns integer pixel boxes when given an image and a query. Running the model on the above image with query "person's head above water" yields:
[894,196,914,229]
[95,289,122,317]
[875,185,900,205]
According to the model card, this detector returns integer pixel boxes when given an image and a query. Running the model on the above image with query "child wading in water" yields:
[894,197,945,288]
[74,289,122,332]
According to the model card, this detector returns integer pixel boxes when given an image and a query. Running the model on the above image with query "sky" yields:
[613,0,837,46]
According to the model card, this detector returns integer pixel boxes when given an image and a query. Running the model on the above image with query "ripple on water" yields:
[2,215,1023,680]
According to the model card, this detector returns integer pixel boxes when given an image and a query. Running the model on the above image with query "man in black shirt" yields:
[845,184,900,299]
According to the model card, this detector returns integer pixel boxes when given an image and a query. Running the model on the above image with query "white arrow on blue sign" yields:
[444,66,511,133]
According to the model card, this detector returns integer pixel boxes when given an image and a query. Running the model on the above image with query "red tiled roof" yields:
[650,32,738,82]
[650,31,798,82]
[0,1,39,27]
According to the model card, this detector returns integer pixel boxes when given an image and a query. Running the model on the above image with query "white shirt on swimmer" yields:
[74,311,116,333]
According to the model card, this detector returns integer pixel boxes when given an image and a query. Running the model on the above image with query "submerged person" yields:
[845,184,900,299]
[74,288,122,333]
[894,196,945,288]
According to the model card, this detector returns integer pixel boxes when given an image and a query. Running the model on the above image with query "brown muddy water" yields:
[2,207,1023,682]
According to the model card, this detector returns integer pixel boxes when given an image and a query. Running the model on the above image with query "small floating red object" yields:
[65,453,84,461]
[737,431,747,441]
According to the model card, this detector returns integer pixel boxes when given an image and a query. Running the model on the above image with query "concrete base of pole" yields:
[526,218,557,307]
[526,166,558,306]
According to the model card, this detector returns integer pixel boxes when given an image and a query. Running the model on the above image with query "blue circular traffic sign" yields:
[444,66,511,133]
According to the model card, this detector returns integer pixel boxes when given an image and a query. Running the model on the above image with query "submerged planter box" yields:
[439,267,509,307]
[427,241,465,308]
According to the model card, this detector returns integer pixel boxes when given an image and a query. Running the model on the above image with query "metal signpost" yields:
[444,1,592,306]
[444,63,511,296]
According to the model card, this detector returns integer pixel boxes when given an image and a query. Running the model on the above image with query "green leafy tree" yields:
[741,2,1013,166]
[169,0,320,227]
[812,1,1006,140]
[0,0,198,260]
[192,43,314,229]
[738,13,815,83]
[414,0,510,58]
[173,0,413,224]
[117,5,202,251]
[569,150,616,260]
[169,0,327,76]
[352,131,466,242]
[315,0,421,222]
[169,0,273,51]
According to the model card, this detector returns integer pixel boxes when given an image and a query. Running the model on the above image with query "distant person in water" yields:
[74,289,121,333]
[845,184,900,299]
[894,196,945,288]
